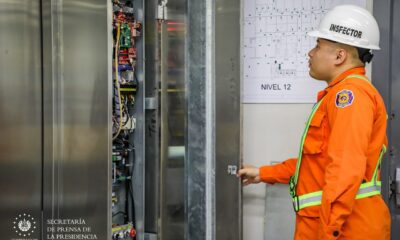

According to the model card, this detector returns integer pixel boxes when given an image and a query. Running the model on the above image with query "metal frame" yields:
[214,0,242,239]
[186,0,215,239]
[186,0,242,239]
[143,0,160,238]
[372,0,400,239]
[389,0,400,237]
[159,16,170,239]
[132,0,146,239]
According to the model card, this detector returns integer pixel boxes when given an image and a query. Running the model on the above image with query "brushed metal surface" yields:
[186,0,242,239]
[42,0,57,231]
[144,0,160,234]
[160,0,187,239]
[215,0,242,239]
[42,0,111,239]
[160,20,169,240]
[0,1,42,239]
[132,0,146,239]
[186,0,214,239]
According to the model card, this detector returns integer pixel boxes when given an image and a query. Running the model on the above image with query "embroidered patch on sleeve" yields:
[335,89,354,108]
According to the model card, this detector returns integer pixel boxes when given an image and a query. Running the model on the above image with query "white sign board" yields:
[243,0,367,103]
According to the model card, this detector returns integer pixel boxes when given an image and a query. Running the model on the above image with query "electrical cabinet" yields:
[0,0,242,240]
[111,1,142,239]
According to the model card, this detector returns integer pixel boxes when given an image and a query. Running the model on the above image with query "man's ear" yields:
[334,49,347,65]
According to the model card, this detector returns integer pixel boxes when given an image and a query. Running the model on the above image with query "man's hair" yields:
[356,47,374,64]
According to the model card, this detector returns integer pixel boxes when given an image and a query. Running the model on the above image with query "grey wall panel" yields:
[373,0,392,203]
[0,1,42,239]
[388,0,400,238]
[42,0,111,239]
[373,0,400,239]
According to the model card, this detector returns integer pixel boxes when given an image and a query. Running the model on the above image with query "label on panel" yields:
[243,0,367,103]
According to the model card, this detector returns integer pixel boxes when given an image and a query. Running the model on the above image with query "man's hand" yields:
[237,164,261,186]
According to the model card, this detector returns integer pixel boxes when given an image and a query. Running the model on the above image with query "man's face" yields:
[308,38,337,81]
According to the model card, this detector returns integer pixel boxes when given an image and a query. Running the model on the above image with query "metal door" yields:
[41,0,111,239]
[373,1,400,239]
[0,0,111,239]
[0,1,43,239]
[144,0,242,239]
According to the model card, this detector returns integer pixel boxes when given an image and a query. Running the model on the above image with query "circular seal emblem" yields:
[336,89,354,108]
[13,213,36,237]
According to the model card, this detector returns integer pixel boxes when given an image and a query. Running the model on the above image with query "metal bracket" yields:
[395,168,400,208]
[157,0,168,20]
[145,97,157,110]
[227,165,238,175]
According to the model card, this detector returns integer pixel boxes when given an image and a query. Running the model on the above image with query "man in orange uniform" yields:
[238,5,391,240]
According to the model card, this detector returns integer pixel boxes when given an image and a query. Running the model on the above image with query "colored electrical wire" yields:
[113,22,123,140]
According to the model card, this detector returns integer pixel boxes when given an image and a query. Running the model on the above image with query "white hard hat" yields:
[308,5,380,50]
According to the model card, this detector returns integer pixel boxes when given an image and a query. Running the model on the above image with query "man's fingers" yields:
[242,179,251,186]
[242,177,256,186]
[237,164,257,177]
[237,169,247,178]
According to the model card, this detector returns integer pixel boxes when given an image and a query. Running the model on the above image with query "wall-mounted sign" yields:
[243,0,367,103]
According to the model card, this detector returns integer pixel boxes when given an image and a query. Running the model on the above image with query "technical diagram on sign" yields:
[243,0,367,103]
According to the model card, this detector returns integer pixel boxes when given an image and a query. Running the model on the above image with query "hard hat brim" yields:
[307,30,380,50]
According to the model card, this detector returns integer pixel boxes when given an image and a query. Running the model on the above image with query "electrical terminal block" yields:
[112,223,136,240]
[120,71,135,83]
[121,116,136,130]
[112,192,118,208]
[122,6,134,14]
[117,175,131,182]
[113,155,123,162]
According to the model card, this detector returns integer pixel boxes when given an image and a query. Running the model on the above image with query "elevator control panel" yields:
[112,0,142,239]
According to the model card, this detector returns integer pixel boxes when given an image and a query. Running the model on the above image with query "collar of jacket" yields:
[316,67,366,101]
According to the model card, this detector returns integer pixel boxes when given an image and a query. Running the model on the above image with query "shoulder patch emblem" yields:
[335,89,354,108]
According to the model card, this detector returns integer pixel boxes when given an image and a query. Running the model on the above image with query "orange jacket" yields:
[259,67,391,240]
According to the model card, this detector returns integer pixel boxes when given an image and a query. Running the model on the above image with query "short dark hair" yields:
[356,47,374,63]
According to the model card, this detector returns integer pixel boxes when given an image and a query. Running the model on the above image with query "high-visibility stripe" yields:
[293,181,382,211]
[293,100,323,186]
[289,74,387,212]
